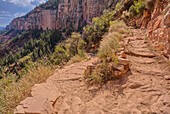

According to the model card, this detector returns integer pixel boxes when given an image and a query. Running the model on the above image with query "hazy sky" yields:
[0,0,48,27]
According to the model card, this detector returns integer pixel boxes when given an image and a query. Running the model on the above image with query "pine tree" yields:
[0,59,2,66]
[16,52,21,60]
[30,39,34,50]
[46,45,51,53]
[42,46,46,54]
[32,51,38,61]
[3,58,8,66]
[23,43,27,49]
[38,49,43,57]
[9,53,14,64]
[0,66,2,74]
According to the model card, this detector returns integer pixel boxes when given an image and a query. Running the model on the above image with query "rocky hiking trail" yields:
[15,28,170,114]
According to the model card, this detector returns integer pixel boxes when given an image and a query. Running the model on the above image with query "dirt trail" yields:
[15,28,170,114]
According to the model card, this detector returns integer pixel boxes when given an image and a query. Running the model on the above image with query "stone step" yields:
[128,56,156,64]
[15,96,53,114]
[14,83,61,114]
[132,66,165,76]
[126,49,156,58]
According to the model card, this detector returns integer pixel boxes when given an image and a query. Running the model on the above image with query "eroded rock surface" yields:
[15,28,170,114]
[145,1,170,60]
[147,1,170,59]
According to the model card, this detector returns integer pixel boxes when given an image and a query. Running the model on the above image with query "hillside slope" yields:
[1,0,169,113]
[15,28,170,114]
[0,0,123,52]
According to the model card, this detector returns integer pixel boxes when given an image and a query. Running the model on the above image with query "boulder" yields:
[118,57,130,65]
[165,75,170,80]
[14,82,61,114]
[14,96,53,114]
[31,83,61,103]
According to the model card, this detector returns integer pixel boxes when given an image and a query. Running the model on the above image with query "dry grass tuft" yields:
[0,65,54,113]
[67,55,87,65]
[98,20,126,60]
[86,20,129,84]
[109,20,128,34]
[98,32,121,60]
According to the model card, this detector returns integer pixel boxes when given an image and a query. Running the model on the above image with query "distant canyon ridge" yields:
[6,0,122,31]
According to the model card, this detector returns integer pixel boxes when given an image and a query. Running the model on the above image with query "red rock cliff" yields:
[7,0,120,31]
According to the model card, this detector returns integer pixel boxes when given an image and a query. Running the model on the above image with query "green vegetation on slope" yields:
[0,65,54,113]
[83,10,116,51]
[122,0,157,18]
[0,1,133,113]
[0,30,87,113]
[40,0,60,10]
[85,20,130,84]
[0,29,62,79]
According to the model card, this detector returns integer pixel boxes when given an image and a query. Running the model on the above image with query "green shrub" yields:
[109,20,128,34]
[115,2,123,11]
[50,32,86,65]
[50,46,69,65]
[67,55,87,65]
[86,61,119,84]
[129,5,137,17]
[86,20,128,84]
[98,20,127,61]
[98,32,121,61]
[145,0,156,12]
[83,10,116,49]
[134,0,145,14]
[65,32,86,57]
[129,0,145,17]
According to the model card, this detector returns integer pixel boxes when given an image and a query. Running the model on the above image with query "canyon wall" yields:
[7,0,120,31]
[147,1,170,59]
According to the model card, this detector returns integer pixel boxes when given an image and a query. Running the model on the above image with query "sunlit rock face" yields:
[8,9,57,30]
[7,0,121,31]
[147,1,170,59]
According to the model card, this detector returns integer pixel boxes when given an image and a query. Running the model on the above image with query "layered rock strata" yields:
[7,0,119,31]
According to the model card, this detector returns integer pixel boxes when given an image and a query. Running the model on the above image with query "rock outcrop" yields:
[7,0,121,31]
[147,1,170,60]
[124,0,169,60]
